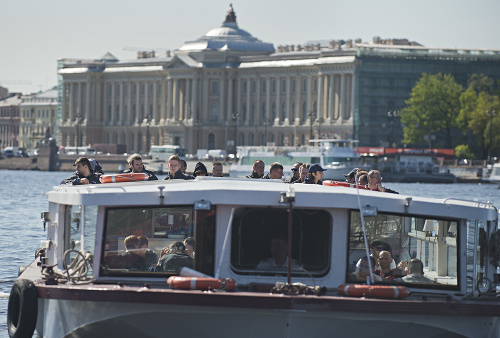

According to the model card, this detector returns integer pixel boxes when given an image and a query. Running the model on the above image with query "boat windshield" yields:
[347,211,458,289]
[99,205,215,277]
[230,208,331,276]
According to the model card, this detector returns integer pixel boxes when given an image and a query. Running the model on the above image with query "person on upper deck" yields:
[285,162,303,183]
[60,157,102,185]
[344,168,359,184]
[245,160,265,179]
[163,155,193,180]
[263,162,284,180]
[212,162,224,177]
[193,162,208,177]
[366,170,398,194]
[122,154,158,181]
[294,163,310,184]
[304,163,326,185]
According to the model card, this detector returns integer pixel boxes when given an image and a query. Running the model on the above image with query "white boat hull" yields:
[38,298,499,338]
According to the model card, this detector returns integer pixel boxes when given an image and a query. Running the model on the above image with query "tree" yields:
[400,73,463,148]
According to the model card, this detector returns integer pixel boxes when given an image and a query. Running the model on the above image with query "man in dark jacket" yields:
[158,241,194,272]
[122,154,158,180]
[245,160,265,178]
[163,155,193,180]
[60,157,102,185]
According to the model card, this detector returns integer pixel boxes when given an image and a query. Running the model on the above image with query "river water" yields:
[0,170,499,337]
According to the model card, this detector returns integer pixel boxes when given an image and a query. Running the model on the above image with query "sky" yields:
[1,0,500,94]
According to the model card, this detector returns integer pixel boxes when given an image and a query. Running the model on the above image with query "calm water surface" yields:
[0,170,499,337]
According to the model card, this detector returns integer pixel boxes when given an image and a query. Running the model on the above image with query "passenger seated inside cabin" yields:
[256,236,302,271]
[102,235,148,270]
[401,258,435,284]
[356,240,396,271]
[349,256,382,282]
[158,241,194,273]
[184,237,195,259]
[138,235,158,266]
[374,251,404,280]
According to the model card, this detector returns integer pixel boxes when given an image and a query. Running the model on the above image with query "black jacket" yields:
[245,171,263,179]
[163,170,193,180]
[60,171,102,185]
[122,166,158,181]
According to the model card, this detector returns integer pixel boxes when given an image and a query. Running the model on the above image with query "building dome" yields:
[177,5,274,58]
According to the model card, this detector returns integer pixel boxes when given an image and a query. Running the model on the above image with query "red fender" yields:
[338,283,410,299]
[167,276,236,291]
[323,180,368,190]
[100,173,149,183]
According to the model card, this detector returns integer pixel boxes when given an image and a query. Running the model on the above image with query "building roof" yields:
[177,5,274,56]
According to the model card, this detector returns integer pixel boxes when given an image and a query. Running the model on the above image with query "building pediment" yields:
[164,55,200,69]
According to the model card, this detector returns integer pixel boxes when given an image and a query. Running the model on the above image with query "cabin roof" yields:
[48,178,497,221]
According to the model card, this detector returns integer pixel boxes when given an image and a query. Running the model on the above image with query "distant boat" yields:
[229,139,362,180]
[483,162,500,184]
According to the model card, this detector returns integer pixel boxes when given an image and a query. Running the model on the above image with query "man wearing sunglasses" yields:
[285,162,303,183]
[355,239,396,271]
[367,170,398,194]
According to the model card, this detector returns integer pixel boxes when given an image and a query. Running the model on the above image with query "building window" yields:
[262,80,266,93]
[252,80,256,94]
[303,79,307,93]
[243,80,247,94]
[211,81,219,95]
[313,79,318,92]
[116,84,120,96]
[250,103,255,122]
[107,105,112,123]
[208,133,215,149]
[242,102,247,122]
[261,102,266,120]
[272,102,276,120]
[209,102,219,122]
[116,105,120,123]
[272,79,276,93]
[292,79,296,93]
[282,79,286,93]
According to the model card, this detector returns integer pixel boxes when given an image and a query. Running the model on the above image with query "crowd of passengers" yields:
[102,234,196,272]
[350,239,435,284]
[60,155,398,194]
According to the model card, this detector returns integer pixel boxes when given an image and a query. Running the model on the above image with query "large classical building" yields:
[58,5,500,154]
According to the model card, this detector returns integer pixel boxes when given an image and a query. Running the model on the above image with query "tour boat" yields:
[229,139,362,180]
[7,177,500,337]
[484,162,500,184]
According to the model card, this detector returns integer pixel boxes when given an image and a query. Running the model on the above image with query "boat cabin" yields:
[42,178,498,294]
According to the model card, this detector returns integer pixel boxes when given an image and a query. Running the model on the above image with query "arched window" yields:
[132,104,137,123]
[116,105,120,123]
[107,105,112,124]
[113,133,118,144]
[250,103,255,122]
[302,102,307,123]
[141,105,145,120]
[291,102,296,121]
[272,102,276,120]
[249,133,254,146]
[121,133,126,145]
[261,102,266,120]
[208,133,215,150]
[281,102,286,121]
[239,133,245,146]
[209,102,219,122]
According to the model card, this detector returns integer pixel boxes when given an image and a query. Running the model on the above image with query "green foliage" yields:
[455,144,474,159]
[400,73,463,148]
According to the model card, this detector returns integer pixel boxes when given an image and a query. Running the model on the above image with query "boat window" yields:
[230,208,331,276]
[63,205,98,275]
[100,206,215,277]
[348,211,458,289]
[240,156,320,166]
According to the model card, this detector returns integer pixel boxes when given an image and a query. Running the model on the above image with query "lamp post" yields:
[232,112,240,153]
[146,114,152,155]
[387,110,397,147]
[308,111,316,142]
[486,109,497,163]
[195,119,202,150]
[317,116,324,139]
[75,114,83,155]
[263,118,271,146]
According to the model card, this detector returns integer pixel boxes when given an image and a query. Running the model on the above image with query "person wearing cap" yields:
[122,153,158,180]
[305,163,326,185]
[60,157,102,185]
[245,160,265,179]
[285,162,303,183]
[193,162,208,177]
[343,168,359,184]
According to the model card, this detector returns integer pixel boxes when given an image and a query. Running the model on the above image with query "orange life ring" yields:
[323,180,368,190]
[167,276,236,291]
[338,283,410,299]
[100,173,149,183]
